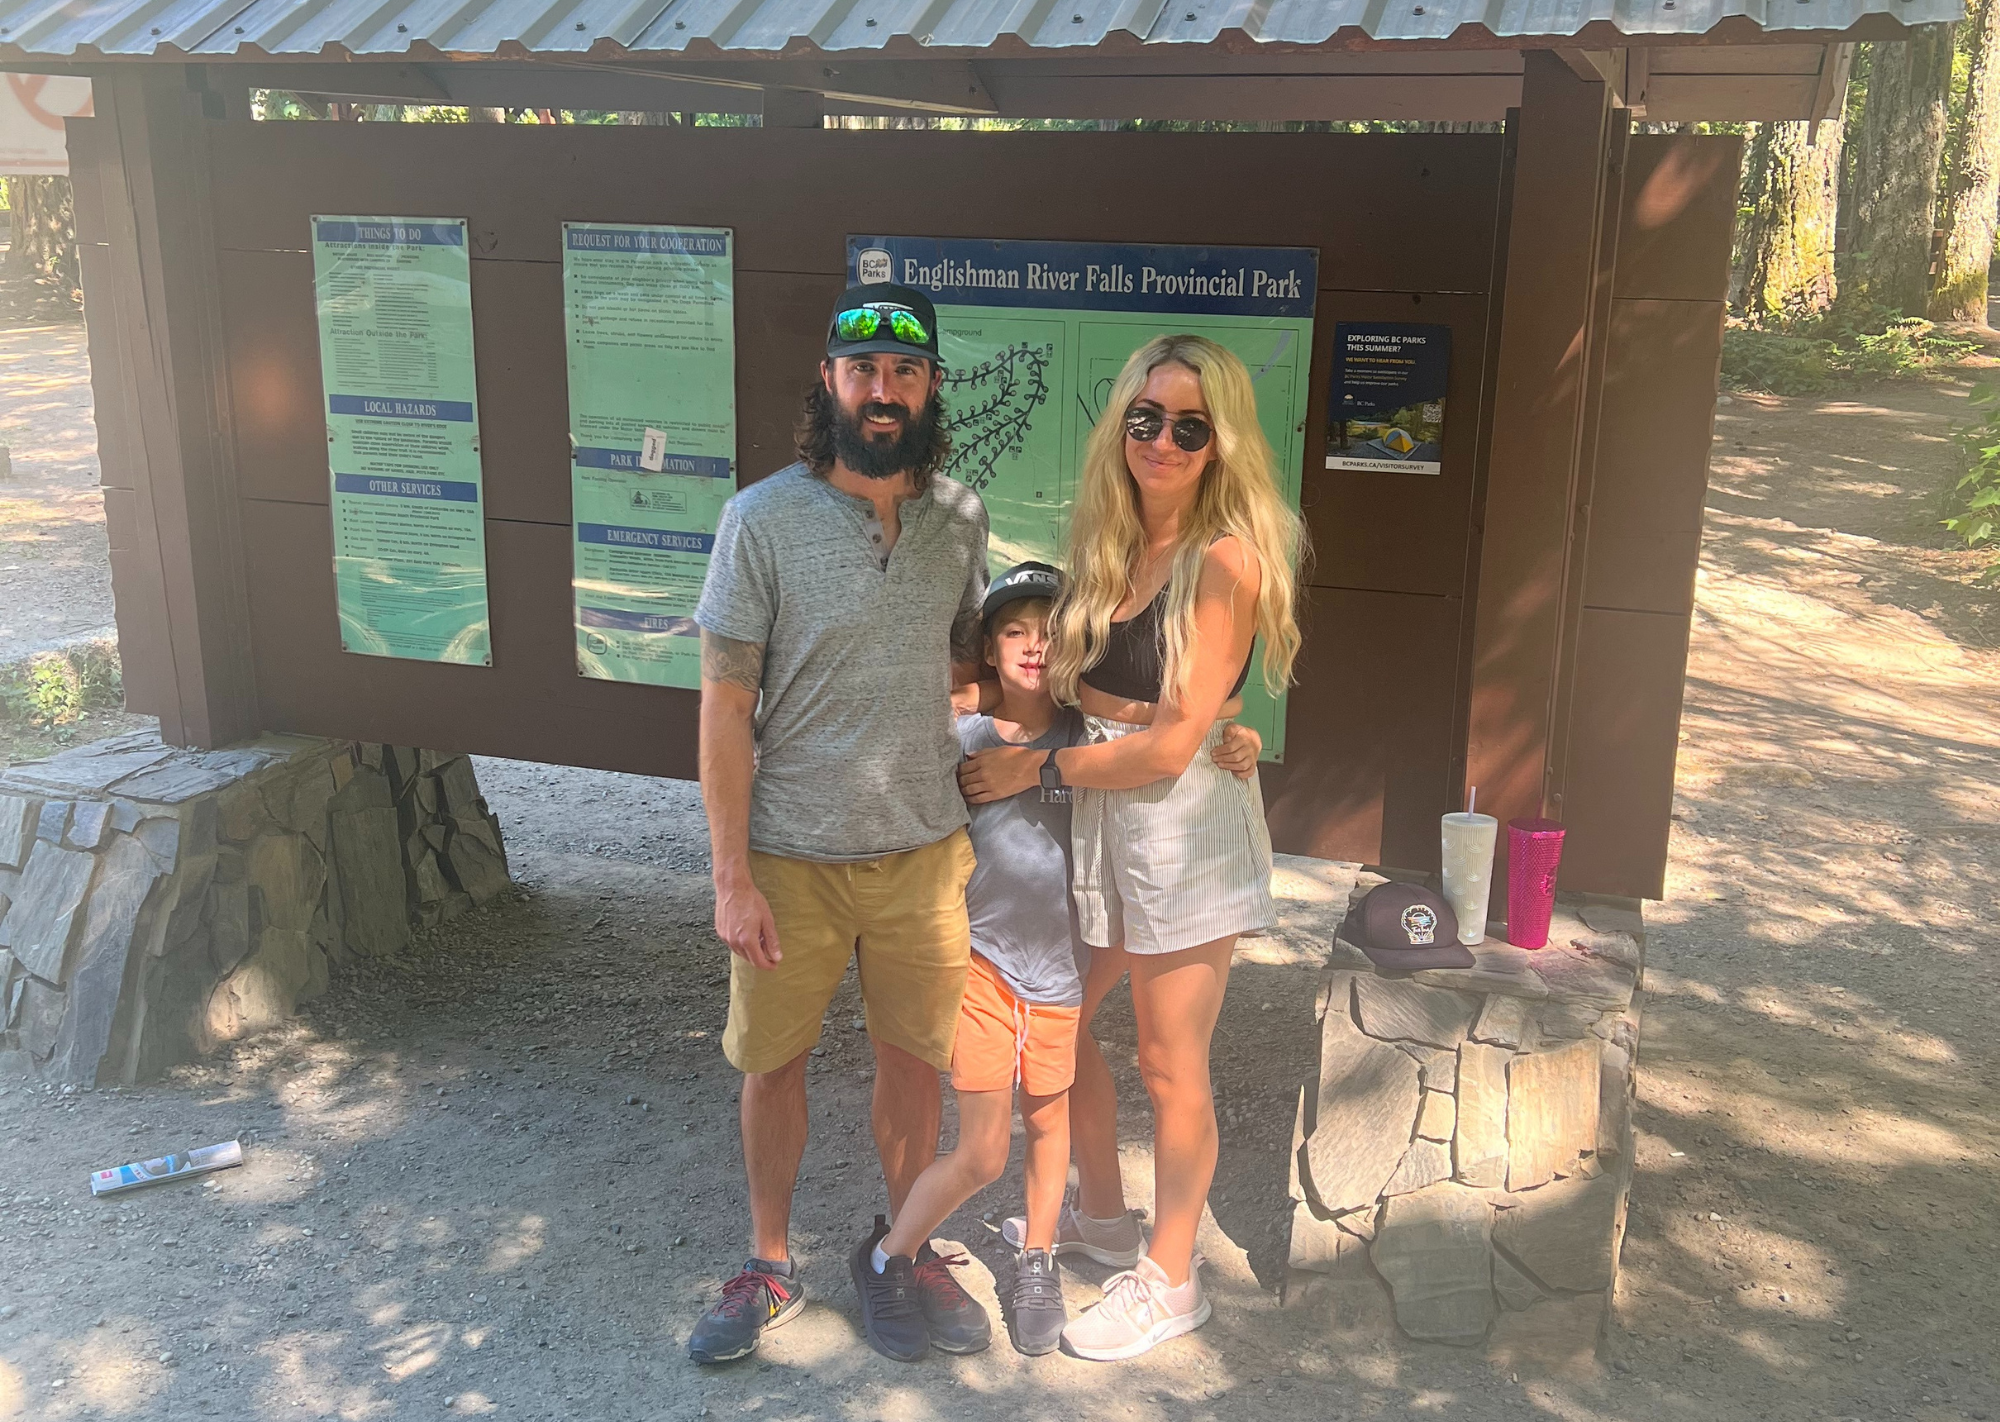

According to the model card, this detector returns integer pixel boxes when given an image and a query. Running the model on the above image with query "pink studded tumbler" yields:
[1505,817,1566,949]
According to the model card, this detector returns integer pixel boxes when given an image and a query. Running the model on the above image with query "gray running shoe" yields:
[1008,1248,1067,1356]
[1000,1195,1145,1269]
[687,1259,805,1364]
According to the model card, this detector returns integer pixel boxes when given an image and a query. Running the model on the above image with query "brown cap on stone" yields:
[1338,882,1475,972]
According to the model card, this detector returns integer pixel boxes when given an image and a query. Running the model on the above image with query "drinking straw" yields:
[1466,785,1477,816]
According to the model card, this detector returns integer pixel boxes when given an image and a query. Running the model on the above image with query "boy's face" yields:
[986,607,1052,699]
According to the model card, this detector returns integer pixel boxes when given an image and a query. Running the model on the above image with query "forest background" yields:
[5,26,2000,565]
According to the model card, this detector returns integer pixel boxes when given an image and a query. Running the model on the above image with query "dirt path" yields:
[0,316,115,664]
[0,368,1996,1421]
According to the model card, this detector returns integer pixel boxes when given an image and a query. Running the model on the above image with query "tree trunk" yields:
[1730,122,1775,310]
[3,176,80,300]
[1849,26,1957,316]
[1738,121,1844,321]
[1932,0,2000,321]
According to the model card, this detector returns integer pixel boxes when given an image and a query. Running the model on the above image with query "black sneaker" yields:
[850,1217,929,1363]
[913,1240,992,1354]
[1008,1248,1066,1356]
[687,1259,805,1364]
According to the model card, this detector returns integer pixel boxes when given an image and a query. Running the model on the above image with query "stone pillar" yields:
[0,729,511,1084]
[1282,864,1643,1351]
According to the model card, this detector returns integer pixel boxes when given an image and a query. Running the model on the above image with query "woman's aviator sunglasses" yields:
[1123,405,1213,453]
[835,305,931,347]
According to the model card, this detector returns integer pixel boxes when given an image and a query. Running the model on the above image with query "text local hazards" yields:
[902,258,1304,301]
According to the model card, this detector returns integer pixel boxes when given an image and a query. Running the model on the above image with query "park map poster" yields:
[311,216,492,666]
[563,224,737,689]
[848,236,1317,759]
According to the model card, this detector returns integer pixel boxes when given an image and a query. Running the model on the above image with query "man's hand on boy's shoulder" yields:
[1211,722,1263,779]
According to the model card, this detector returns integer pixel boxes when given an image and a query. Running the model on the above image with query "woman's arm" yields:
[958,538,1261,803]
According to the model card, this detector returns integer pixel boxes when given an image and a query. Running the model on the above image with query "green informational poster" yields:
[849,237,1317,760]
[563,224,737,689]
[311,216,492,666]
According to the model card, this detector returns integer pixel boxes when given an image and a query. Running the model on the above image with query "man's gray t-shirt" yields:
[958,709,1088,1007]
[694,462,988,863]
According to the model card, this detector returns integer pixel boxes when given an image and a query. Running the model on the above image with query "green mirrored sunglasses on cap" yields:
[834,305,931,347]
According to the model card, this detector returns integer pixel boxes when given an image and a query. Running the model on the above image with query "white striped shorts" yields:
[1071,716,1277,956]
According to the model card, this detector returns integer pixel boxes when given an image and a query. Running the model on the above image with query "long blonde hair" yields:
[1047,335,1307,709]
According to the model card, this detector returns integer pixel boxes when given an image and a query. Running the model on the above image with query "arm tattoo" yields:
[701,631,765,692]
[950,609,984,669]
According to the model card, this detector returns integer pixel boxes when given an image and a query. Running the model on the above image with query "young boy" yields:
[851,562,1260,1361]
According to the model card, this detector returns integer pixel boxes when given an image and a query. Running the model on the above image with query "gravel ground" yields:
[0,344,1996,1420]
[0,315,115,663]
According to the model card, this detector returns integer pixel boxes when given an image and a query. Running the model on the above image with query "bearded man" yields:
[687,284,993,1363]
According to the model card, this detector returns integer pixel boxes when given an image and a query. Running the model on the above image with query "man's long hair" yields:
[794,380,952,494]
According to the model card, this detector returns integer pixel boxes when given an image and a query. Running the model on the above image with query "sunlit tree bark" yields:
[1849,26,1957,316]
[1932,0,2000,321]
[1737,121,1844,320]
[3,176,80,303]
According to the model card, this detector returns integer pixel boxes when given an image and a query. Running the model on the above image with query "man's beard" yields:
[831,396,940,480]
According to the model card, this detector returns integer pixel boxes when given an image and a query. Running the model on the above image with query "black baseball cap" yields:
[981,561,1062,629]
[826,282,942,365]
[1338,882,1475,971]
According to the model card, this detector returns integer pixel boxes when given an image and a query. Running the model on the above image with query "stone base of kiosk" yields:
[1278,863,1644,1354]
[0,731,511,1084]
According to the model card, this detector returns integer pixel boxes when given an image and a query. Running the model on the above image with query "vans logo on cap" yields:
[1401,903,1438,946]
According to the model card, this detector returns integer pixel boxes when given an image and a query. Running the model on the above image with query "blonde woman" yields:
[958,334,1304,1359]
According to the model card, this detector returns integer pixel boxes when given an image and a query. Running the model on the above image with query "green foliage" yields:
[1722,303,1981,395]
[1721,328,1836,395]
[0,642,123,731]
[1946,382,2000,570]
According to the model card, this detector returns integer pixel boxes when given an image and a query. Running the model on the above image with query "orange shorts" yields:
[950,953,1081,1097]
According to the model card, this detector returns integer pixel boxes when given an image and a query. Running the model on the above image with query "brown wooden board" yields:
[243,500,702,779]
[1305,289,1491,599]
[90,114,1731,894]
[1614,134,1744,303]
[1264,587,1461,868]
[1554,607,1691,899]
[221,247,322,507]
[1583,297,1724,618]
[209,122,1503,782]
[205,124,1503,295]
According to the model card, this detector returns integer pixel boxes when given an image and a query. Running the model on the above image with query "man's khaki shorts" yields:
[723,829,975,1075]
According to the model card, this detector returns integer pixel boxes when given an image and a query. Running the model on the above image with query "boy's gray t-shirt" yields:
[693,463,988,863]
[958,709,1089,1007]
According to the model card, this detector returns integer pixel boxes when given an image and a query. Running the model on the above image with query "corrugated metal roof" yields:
[0,0,1959,60]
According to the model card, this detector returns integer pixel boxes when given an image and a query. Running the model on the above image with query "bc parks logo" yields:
[856,248,894,284]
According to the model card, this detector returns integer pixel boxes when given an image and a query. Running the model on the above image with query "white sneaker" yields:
[1060,1254,1210,1361]
[1000,1197,1145,1269]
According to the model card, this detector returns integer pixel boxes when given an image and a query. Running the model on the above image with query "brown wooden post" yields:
[1544,110,1632,829]
[78,68,258,748]
[1463,51,1615,877]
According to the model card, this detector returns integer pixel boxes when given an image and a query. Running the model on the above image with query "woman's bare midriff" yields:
[1077,684,1245,726]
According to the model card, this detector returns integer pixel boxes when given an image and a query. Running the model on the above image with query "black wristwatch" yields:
[1039,748,1070,804]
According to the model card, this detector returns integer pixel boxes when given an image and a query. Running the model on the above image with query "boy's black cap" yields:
[826,282,942,365]
[1337,882,1475,971]
[982,561,1062,629]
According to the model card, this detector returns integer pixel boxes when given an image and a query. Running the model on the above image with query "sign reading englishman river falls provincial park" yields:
[850,236,1317,760]
[312,216,492,666]
[564,224,737,689]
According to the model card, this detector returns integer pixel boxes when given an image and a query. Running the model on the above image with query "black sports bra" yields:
[1080,588,1252,704]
